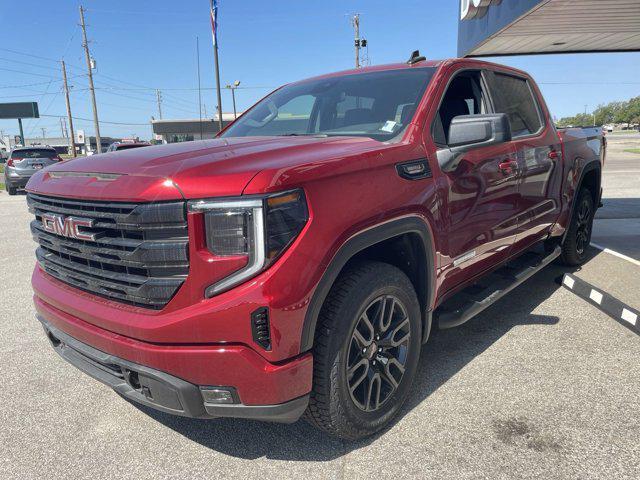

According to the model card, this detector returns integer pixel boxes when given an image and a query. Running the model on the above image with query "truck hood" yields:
[26,136,384,202]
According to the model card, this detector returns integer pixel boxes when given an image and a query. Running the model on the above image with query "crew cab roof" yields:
[293,58,533,85]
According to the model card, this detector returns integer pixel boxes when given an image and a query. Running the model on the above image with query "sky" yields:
[1,0,639,140]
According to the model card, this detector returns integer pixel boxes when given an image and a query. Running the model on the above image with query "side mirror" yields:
[437,113,511,172]
[448,113,511,148]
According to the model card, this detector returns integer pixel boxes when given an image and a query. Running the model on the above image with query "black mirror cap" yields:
[448,113,512,149]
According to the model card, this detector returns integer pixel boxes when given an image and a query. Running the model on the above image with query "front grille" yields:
[28,193,189,309]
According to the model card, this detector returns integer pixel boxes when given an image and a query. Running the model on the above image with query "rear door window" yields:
[486,72,542,137]
[11,149,57,160]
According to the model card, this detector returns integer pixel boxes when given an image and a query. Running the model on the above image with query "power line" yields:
[0,80,63,90]
[0,73,85,91]
[0,66,60,79]
[40,113,149,126]
[0,56,63,72]
[0,47,62,65]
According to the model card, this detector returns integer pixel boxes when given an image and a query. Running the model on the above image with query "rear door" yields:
[484,71,562,251]
[431,68,520,294]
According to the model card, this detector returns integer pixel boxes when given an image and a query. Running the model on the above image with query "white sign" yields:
[460,0,502,21]
[76,130,85,144]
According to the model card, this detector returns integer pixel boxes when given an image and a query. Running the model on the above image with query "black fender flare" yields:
[299,215,436,352]
[562,159,601,243]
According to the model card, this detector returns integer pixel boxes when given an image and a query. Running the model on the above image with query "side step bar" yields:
[435,245,561,329]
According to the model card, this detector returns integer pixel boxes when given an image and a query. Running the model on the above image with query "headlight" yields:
[188,189,308,297]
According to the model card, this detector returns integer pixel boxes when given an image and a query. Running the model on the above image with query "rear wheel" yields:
[561,189,594,266]
[7,184,17,196]
[304,261,422,439]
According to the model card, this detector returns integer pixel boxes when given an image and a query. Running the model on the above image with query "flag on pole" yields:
[210,0,219,47]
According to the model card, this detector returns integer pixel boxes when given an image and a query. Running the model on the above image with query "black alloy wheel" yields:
[561,188,595,266]
[304,261,422,440]
[346,295,411,412]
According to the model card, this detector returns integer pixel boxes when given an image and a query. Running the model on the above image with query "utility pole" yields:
[41,127,46,139]
[156,89,163,119]
[79,5,101,152]
[351,14,367,68]
[352,14,360,68]
[61,60,77,157]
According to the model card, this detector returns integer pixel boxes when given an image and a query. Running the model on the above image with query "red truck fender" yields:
[299,215,437,352]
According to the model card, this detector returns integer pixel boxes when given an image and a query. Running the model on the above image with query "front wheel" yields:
[561,189,594,266]
[304,261,422,440]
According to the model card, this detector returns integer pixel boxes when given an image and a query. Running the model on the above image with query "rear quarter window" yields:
[487,72,543,137]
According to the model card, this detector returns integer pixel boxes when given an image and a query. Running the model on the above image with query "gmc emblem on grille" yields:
[41,213,96,241]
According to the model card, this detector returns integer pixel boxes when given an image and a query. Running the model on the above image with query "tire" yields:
[7,185,17,196]
[304,261,422,440]
[561,188,594,266]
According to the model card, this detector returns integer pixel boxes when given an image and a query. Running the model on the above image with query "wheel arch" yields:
[562,160,601,243]
[300,215,436,352]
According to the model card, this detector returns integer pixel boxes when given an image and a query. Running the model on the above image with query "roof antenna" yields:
[407,50,426,65]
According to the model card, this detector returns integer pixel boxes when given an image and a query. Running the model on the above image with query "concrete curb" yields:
[562,273,639,335]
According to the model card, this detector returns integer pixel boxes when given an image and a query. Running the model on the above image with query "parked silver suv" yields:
[3,147,61,196]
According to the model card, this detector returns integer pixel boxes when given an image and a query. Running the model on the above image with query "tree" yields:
[557,96,640,127]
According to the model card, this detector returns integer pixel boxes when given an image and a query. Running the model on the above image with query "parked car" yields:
[105,141,151,152]
[4,146,61,195]
[26,56,604,439]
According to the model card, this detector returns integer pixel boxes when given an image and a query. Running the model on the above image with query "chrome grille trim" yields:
[28,193,189,309]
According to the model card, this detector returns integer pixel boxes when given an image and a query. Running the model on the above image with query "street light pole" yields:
[18,118,24,146]
[225,80,240,119]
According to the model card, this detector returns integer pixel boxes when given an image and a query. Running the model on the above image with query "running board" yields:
[435,245,561,329]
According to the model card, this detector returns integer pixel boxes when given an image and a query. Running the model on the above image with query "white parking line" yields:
[590,243,640,267]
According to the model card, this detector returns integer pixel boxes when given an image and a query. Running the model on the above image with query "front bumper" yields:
[39,316,310,422]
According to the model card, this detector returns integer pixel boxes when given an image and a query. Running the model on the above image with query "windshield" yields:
[115,143,148,151]
[11,149,57,160]
[221,67,436,141]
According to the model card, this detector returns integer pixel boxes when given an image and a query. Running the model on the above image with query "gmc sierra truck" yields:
[26,55,604,440]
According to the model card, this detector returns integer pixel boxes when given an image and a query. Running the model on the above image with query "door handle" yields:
[498,159,518,175]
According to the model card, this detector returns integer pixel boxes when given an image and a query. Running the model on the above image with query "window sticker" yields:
[380,120,398,133]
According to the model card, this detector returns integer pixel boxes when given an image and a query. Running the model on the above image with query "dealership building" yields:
[151,114,239,143]
[459,0,640,57]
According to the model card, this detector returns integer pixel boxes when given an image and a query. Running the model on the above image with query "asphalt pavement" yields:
[0,141,639,479]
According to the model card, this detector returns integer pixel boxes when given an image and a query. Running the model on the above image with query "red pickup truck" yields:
[26,56,604,440]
